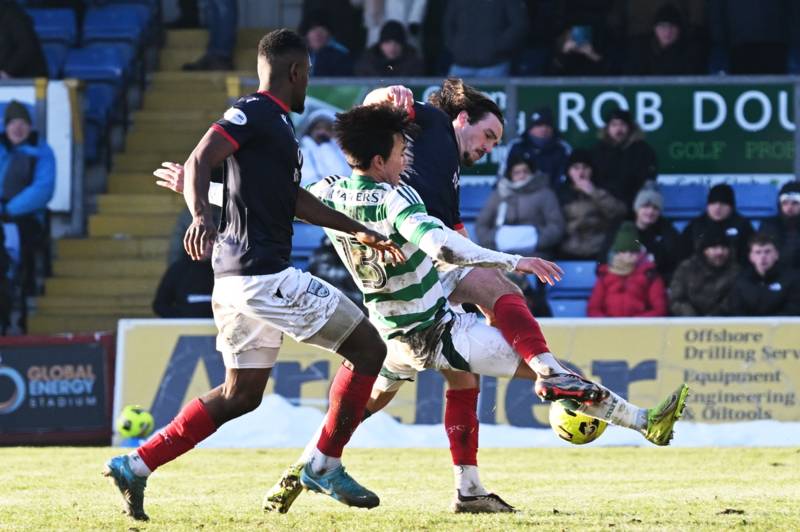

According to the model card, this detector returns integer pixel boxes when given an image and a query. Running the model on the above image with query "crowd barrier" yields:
[113,318,800,441]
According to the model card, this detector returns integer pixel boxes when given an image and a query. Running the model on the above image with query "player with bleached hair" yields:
[155,103,688,514]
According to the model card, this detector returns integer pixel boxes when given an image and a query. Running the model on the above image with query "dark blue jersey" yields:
[211,91,302,277]
[401,102,463,230]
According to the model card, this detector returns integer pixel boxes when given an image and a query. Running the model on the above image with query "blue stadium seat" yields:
[82,5,150,46]
[660,184,708,219]
[545,260,597,298]
[459,183,493,220]
[549,298,588,318]
[732,183,778,218]
[63,47,126,84]
[42,43,68,78]
[26,8,77,46]
[462,221,476,238]
[292,223,326,260]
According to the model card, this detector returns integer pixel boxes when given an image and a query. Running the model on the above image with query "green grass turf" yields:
[0,447,798,531]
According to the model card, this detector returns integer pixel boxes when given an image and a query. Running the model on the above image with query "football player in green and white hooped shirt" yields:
[154,105,689,514]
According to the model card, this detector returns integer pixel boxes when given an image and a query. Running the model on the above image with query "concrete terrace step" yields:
[45,277,159,296]
[113,152,188,173]
[97,194,184,215]
[143,90,228,111]
[37,294,154,310]
[164,27,271,51]
[88,213,177,238]
[107,172,166,194]
[124,130,207,153]
[56,237,169,259]
[28,314,130,335]
[54,258,166,278]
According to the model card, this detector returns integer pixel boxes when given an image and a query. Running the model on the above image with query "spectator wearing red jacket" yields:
[588,221,667,317]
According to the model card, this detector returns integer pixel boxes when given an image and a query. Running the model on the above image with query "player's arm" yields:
[183,129,234,260]
[388,187,562,285]
[295,187,405,264]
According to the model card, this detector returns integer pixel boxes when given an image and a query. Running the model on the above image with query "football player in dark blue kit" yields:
[103,29,405,521]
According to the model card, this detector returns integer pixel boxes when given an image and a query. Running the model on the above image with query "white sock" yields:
[576,388,648,433]
[454,465,488,496]
[308,447,341,475]
[528,352,570,377]
[127,451,151,477]
[296,416,327,466]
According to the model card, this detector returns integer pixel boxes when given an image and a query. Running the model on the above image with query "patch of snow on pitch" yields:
[191,394,800,448]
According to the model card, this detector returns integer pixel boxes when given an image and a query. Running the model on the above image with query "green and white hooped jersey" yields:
[307,174,448,339]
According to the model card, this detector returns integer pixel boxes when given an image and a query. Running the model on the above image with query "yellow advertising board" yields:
[115,318,800,431]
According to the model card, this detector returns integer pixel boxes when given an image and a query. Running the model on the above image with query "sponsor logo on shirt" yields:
[223,107,248,126]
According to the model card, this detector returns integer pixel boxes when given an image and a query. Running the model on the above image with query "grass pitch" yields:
[0,447,798,531]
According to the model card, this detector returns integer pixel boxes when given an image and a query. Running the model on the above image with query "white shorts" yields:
[212,267,364,369]
[374,311,521,392]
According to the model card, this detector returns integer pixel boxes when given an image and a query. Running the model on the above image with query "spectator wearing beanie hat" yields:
[678,182,754,265]
[504,106,572,186]
[557,148,626,260]
[0,100,55,296]
[760,181,800,270]
[604,184,681,283]
[626,3,705,76]
[669,224,740,316]
[355,20,424,77]
[590,107,658,209]
[588,221,667,317]
[302,13,353,76]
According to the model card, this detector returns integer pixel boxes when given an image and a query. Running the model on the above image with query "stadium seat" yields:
[42,43,68,79]
[63,47,126,84]
[549,298,588,318]
[462,221,476,238]
[545,260,597,298]
[292,223,326,260]
[26,8,77,46]
[660,184,708,219]
[732,183,778,218]
[459,183,493,220]
[82,5,150,46]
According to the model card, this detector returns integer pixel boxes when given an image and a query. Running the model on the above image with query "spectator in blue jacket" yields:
[0,101,55,269]
[301,13,354,77]
[504,107,571,186]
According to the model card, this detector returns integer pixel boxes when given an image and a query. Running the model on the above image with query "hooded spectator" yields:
[728,233,800,316]
[0,1,48,78]
[678,183,754,265]
[557,148,626,260]
[153,254,214,318]
[302,13,354,76]
[760,181,800,270]
[504,107,572,186]
[627,3,705,75]
[669,224,740,316]
[355,20,424,77]
[476,156,564,260]
[299,109,351,187]
[588,221,667,317]
[590,107,658,208]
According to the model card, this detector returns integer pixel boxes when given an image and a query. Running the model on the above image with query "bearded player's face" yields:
[456,112,502,167]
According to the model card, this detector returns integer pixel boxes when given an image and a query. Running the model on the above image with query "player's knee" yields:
[223,387,263,417]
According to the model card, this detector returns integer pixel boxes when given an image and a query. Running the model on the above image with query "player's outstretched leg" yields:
[569,383,689,446]
[103,455,149,521]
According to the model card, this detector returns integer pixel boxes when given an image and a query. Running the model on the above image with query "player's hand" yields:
[514,257,564,286]
[184,215,217,261]
[354,230,406,265]
[385,85,414,113]
[154,161,185,194]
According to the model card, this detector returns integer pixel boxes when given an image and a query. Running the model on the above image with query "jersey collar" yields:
[257,90,291,113]
[350,171,378,183]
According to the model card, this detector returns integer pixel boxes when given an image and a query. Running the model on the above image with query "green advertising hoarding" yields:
[516,83,795,177]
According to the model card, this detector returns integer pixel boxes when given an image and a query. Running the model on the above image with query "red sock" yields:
[137,398,217,472]
[444,388,479,466]
[316,365,376,458]
[493,293,549,363]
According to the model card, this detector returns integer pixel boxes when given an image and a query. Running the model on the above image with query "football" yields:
[116,405,155,439]
[549,400,607,445]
